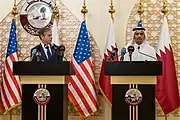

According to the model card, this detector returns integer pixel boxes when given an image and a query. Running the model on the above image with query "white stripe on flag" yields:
[0,87,8,110]
[13,53,18,61]
[2,77,15,106]
[73,58,96,99]
[4,67,21,102]
[71,75,97,112]
[83,59,95,80]
[68,83,89,116]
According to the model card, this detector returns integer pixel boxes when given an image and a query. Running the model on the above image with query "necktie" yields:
[45,45,52,59]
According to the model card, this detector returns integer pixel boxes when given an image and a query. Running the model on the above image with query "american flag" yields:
[0,19,22,113]
[68,21,97,118]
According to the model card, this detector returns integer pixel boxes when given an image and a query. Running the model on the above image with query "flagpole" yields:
[81,0,88,21]
[52,0,59,21]
[165,115,167,120]
[133,1,144,120]
[161,1,168,120]
[102,1,116,120]
[137,0,144,19]
[109,0,115,20]
[156,0,180,117]
[10,0,18,120]
[52,0,61,46]
[68,0,97,119]
[80,1,96,120]
[80,2,86,120]
[12,0,18,19]
[161,0,168,15]
[10,110,12,120]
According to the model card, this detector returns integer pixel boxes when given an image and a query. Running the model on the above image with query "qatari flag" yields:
[156,16,180,115]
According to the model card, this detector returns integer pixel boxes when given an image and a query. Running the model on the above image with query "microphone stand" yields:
[120,56,124,61]
[110,53,115,61]
[57,51,64,62]
[23,56,31,61]
[36,53,41,62]
[137,47,157,61]
[129,52,132,62]
[120,48,126,61]
[127,46,135,62]
[109,48,118,61]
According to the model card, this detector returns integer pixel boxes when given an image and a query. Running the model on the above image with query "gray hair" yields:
[38,27,51,40]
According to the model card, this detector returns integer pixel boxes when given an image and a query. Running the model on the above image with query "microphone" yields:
[36,51,42,62]
[59,45,65,56]
[110,48,118,60]
[127,46,134,61]
[59,45,66,61]
[137,46,157,61]
[120,47,126,61]
[23,49,37,61]
[31,47,42,62]
[52,44,67,61]
[112,48,118,53]
[52,44,58,51]
[52,44,65,54]
[31,49,37,59]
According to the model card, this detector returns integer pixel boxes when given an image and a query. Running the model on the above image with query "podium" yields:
[13,61,73,120]
[105,61,162,120]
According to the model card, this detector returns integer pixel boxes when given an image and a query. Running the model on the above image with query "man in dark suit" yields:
[24,27,67,120]
[31,27,64,62]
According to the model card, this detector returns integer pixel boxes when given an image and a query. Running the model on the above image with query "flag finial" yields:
[12,0,18,17]
[137,0,144,18]
[161,1,168,15]
[109,0,115,19]
[81,0,88,20]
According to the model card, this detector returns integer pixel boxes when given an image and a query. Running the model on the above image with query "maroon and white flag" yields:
[156,16,180,115]
[99,18,118,104]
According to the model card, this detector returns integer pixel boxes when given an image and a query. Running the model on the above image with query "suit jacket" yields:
[30,44,62,63]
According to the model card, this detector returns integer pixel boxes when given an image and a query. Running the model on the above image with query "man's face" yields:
[41,29,52,45]
[134,30,145,45]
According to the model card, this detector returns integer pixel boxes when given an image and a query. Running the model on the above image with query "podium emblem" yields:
[20,0,53,36]
[125,88,142,105]
[33,88,51,105]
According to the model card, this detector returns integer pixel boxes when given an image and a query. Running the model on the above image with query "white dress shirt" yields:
[41,43,52,59]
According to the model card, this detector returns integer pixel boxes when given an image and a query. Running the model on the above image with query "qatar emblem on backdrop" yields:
[125,88,143,106]
[20,0,54,36]
[33,88,51,105]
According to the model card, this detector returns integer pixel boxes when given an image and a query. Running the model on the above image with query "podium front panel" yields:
[22,84,67,120]
[111,76,156,84]
[20,76,67,84]
[112,85,155,120]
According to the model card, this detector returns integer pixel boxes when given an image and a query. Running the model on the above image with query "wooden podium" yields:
[105,61,162,120]
[13,61,73,120]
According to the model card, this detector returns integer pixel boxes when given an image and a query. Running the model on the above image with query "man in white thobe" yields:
[124,20,156,61]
